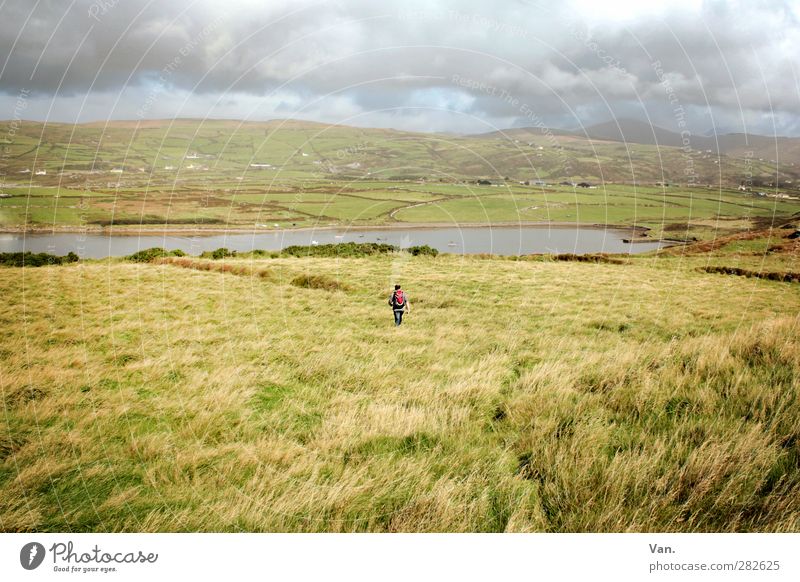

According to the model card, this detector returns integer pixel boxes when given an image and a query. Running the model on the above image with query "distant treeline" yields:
[0,251,79,267]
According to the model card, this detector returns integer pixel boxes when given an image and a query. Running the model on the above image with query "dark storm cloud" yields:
[0,0,798,135]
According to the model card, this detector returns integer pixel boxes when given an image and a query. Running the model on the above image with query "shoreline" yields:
[0,221,653,236]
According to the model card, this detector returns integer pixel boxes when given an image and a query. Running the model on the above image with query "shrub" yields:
[200,247,237,260]
[281,242,398,257]
[279,242,446,258]
[407,245,439,257]
[126,248,185,262]
[0,251,79,267]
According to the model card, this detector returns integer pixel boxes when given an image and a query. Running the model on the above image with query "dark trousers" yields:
[393,310,404,326]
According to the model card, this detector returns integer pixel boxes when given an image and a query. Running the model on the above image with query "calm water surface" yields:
[0,225,667,258]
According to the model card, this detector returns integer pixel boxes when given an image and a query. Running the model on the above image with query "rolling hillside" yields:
[1,118,799,236]
[474,118,800,185]
[1,118,797,186]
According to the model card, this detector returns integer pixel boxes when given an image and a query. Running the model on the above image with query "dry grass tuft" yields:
[526,253,626,264]
[291,274,349,291]
[156,256,271,279]
[698,266,800,283]
[4,386,48,407]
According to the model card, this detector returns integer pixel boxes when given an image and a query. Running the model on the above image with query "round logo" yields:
[20,542,46,570]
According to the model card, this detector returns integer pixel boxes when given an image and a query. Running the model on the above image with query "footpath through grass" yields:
[1,252,799,531]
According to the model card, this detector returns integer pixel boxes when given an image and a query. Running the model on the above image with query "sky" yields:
[0,0,799,136]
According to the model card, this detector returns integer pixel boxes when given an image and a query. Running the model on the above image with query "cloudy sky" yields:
[0,0,798,136]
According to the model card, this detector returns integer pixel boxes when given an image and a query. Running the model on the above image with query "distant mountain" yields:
[581,119,800,165]
[577,119,689,148]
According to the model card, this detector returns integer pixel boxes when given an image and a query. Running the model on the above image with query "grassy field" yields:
[2,119,799,237]
[2,242,799,532]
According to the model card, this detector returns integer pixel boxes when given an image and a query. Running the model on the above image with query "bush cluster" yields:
[407,245,439,256]
[200,247,237,260]
[0,251,79,267]
[281,242,398,257]
[125,248,186,262]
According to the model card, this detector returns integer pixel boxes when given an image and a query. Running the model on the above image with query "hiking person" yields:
[388,284,409,326]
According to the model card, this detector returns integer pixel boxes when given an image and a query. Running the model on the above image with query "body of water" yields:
[0,225,668,258]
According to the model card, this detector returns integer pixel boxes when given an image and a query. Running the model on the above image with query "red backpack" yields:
[391,290,405,309]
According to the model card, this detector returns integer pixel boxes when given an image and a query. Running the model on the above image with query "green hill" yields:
[1,118,799,240]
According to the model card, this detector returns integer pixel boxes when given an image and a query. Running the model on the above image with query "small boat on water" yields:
[311,240,319,246]
[447,241,458,247]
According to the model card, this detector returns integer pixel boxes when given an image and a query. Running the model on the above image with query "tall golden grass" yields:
[0,253,798,531]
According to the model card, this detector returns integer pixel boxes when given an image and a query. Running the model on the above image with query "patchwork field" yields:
[2,119,799,240]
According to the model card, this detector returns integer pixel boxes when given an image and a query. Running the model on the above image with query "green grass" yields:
[1,251,799,532]
[394,187,796,225]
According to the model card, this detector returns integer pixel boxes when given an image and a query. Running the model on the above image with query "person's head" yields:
[394,284,401,290]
